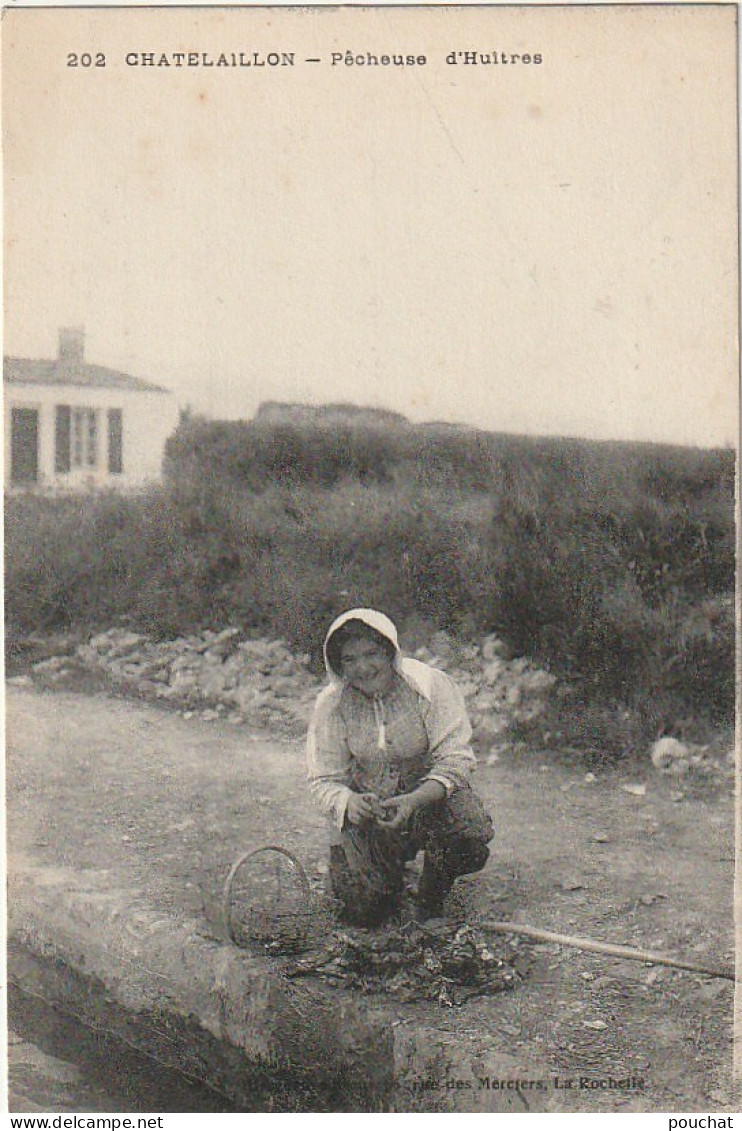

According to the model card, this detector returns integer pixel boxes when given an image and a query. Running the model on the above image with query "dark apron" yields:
[329,785,493,926]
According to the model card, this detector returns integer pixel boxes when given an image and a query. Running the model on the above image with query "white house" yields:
[4,329,180,491]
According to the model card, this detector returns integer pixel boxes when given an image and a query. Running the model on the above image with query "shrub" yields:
[6,426,735,749]
[483,446,735,731]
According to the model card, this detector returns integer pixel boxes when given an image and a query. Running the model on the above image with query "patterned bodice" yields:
[339,674,430,799]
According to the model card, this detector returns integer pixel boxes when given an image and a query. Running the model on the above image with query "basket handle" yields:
[220,844,312,946]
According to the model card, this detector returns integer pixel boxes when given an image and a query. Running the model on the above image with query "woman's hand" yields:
[377,793,417,829]
[345,791,384,825]
[378,780,446,829]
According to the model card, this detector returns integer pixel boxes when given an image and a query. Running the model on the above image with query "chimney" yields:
[58,326,85,366]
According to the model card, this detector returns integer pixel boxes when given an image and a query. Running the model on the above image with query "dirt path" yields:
[6,685,736,1112]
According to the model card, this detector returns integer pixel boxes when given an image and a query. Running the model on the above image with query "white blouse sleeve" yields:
[306,685,353,830]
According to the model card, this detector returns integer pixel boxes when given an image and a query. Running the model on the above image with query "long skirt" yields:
[328,785,494,926]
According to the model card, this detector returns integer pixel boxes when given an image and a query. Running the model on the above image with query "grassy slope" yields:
[5,419,735,751]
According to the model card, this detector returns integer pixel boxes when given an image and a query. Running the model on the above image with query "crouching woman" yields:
[307,609,493,926]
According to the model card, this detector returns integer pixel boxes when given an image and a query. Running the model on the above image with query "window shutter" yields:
[108,409,123,474]
[55,405,71,472]
[87,410,98,467]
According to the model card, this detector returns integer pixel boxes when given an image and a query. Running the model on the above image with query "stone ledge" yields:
[9,864,552,1112]
[9,865,392,1108]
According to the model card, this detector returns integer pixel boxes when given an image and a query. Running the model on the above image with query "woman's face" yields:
[339,634,395,697]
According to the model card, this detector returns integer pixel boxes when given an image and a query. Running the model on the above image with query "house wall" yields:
[4,383,180,491]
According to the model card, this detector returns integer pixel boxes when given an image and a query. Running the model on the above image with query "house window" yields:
[71,407,98,468]
[107,409,123,474]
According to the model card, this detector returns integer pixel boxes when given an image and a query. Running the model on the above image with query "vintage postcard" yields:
[3,2,738,1119]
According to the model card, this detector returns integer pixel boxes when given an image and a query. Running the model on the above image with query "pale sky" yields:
[3,4,738,446]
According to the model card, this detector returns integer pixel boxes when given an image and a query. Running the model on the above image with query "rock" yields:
[650,737,690,774]
[196,665,230,698]
[170,672,200,696]
[456,677,480,699]
[32,656,71,674]
[505,685,522,708]
[482,659,506,684]
[519,670,556,694]
[513,702,544,723]
[87,631,115,653]
[472,717,507,747]
[639,893,667,906]
[429,631,457,661]
[207,627,241,651]
[620,783,647,797]
[155,685,179,699]
[473,690,501,712]
[137,680,168,697]
[481,634,507,661]
[232,684,268,714]
[96,630,146,658]
[7,674,34,688]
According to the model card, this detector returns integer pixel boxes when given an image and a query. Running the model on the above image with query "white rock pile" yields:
[32,625,560,747]
[649,736,728,777]
[413,631,557,757]
[74,627,320,735]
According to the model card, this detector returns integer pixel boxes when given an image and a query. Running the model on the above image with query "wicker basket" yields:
[221,845,314,956]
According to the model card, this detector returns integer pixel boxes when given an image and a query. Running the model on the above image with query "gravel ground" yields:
[6,684,737,1113]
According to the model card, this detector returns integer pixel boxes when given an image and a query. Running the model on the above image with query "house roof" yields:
[4,356,171,394]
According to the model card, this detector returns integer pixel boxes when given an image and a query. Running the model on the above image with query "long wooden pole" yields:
[481,920,735,981]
